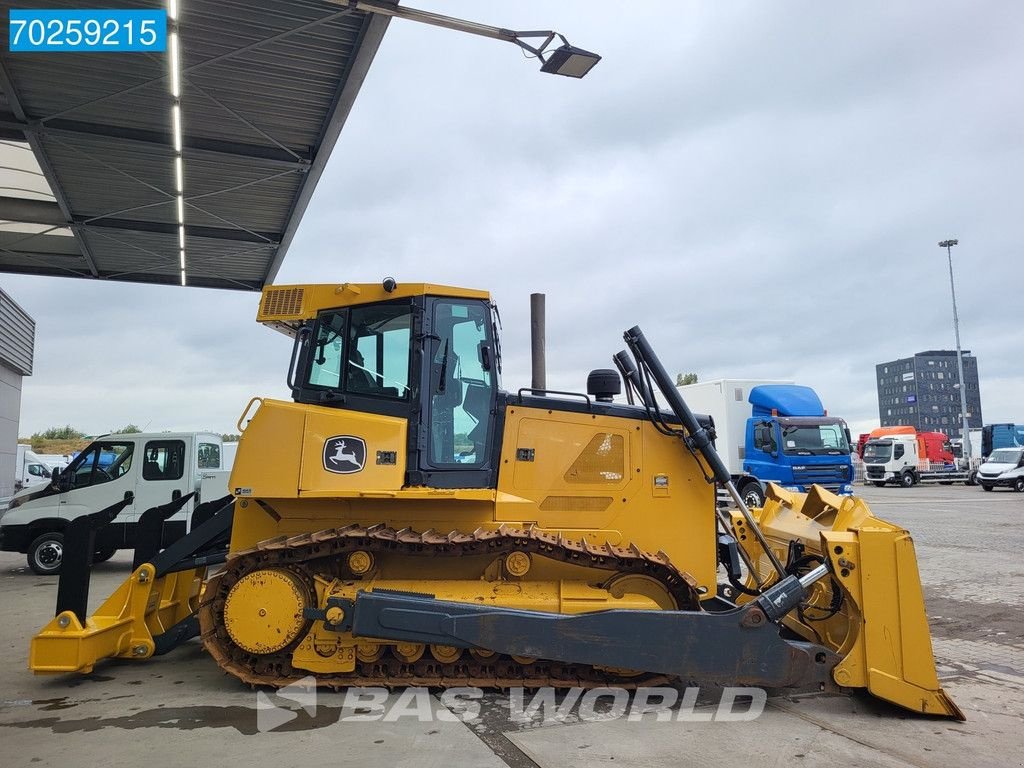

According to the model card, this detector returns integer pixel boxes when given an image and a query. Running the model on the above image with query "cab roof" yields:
[257,282,491,336]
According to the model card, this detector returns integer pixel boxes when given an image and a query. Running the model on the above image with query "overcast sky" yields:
[3,1,1022,439]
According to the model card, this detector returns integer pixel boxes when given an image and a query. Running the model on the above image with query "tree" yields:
[112,424,142,434]
[676,372,698,386]
[31,425,84,440]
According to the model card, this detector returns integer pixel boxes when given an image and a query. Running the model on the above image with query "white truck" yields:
[15,445,53,490]
[0,432,230,574]
[862,432,970,486]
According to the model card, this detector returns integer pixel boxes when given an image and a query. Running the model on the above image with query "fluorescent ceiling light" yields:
[172,105,182,152]
[169,33,180,97]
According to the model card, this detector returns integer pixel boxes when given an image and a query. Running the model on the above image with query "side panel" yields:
[229,398,408,498]
[495,404,718,594]
[300,408,406,493]
[229,400,306,498]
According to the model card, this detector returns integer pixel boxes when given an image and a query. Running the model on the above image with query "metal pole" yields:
[939,239,971,464]
[530,293,546,392]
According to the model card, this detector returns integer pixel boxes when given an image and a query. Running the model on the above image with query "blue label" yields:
[9,9,167,52]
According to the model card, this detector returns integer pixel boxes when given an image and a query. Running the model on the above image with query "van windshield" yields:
[987,449,1023,465]
[67,442,134,489]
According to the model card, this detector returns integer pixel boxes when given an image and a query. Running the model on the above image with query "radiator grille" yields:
[539,496,613,512]
[261,287,305,317]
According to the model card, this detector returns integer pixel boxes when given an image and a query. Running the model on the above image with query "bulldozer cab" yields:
[281,283,501,489]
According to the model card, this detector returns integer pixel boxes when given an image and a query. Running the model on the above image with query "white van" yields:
[15,445,52,490]
[0,432,229,574]
[976,447,1024,492]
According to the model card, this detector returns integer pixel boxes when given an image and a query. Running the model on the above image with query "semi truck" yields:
[862,427,971,486]
[982,423,1024,456]
[0,431,229,574]
[678,379,854,507]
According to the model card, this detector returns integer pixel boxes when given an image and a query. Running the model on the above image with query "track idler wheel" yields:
[222,569,311,655]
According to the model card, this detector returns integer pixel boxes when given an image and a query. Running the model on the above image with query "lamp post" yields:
[938,238,971,464]
[331,0,601,77]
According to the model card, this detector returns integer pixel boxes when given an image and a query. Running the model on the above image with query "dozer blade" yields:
[731,483,964,720]
[29,496,233,675]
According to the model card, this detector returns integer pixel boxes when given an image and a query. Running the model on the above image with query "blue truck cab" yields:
[741,385,855,502]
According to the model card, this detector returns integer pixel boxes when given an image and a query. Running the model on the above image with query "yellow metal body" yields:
[225,397,718,595]
[731,484,963,720]
[30,564,200,673]
[29,281,961,720]
[256,282,489,335]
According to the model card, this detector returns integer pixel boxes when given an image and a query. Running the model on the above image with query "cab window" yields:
[308,311,345,388]
[429,300,495,466]
[69,442,134,489]
[346,303,411,399]
[894,443,905,460]
[143,440,186,481]
[198,442,221,469]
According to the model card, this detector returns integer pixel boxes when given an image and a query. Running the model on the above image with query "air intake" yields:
[260,287,305,317]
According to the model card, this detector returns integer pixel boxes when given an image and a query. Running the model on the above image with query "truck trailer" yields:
[678,379,854,507]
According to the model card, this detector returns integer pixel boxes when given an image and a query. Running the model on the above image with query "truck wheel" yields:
[27,532,64,575]
[1015,477,1024,493]
[93,546,117,563]
[900,471,915,488]
[981,483,993,492]
[966,471,977,486]
[872,481,886,488]
[740,483,765,508]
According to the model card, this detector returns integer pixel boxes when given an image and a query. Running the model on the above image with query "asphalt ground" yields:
[0,483,1021,767]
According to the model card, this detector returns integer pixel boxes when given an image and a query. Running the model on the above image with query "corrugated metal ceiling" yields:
[0,0,391,290]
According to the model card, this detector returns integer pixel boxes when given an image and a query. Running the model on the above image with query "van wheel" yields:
[27,532,64,575]
[93,546,117,563]
[981,483,993,492]
[1015,477,1024,493]
[900,471,916,488]
[872,481,886,488]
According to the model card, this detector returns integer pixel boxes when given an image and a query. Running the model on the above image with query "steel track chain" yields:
[198,522,701,689]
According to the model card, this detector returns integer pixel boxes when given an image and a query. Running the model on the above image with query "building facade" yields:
[1,288,35,499]
[876,350,982,432]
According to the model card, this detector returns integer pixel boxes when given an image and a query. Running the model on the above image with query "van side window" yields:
[143,441,186,481]
[198,442,221,469]
[69,442,133,489]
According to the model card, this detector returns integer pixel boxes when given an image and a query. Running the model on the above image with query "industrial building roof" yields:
[0,0,391,290]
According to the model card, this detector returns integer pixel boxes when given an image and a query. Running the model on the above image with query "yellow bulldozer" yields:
[29,280,962,719]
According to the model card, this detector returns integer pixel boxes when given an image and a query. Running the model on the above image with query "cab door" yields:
[59,439,138,548]
[130,438,191,545]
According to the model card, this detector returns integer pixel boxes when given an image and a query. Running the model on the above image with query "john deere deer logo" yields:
[323,436,366,474]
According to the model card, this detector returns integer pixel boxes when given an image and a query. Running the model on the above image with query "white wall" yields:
[0,362,24,498]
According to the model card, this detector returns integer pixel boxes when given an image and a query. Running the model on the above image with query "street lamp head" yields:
[938,239,959,248]
[539,44,601,78]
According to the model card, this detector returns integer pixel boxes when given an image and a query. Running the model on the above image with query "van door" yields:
[130,438,191,546]
[59,439,138,549]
